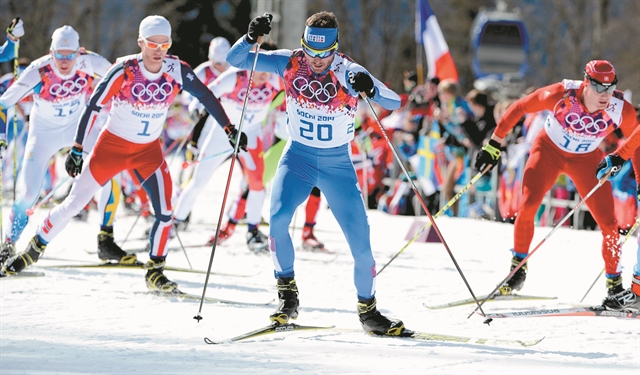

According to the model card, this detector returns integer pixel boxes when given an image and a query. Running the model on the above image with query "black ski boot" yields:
[270,277,299,324]
[357,297,405,336]
[247,228,269,254]
[2,236,47,275]
[603,275,640,311]
[606,275,624,296]
[602,288,640,312]
[0,240,16,265]
[499,255,527,295]
[97,228,138,264]
[145,257,178,292]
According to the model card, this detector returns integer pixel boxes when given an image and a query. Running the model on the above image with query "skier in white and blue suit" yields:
[227,11,408,336]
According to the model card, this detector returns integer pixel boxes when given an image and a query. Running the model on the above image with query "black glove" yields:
[246,13,273,44]
[348,71,376,98]
[224,124,248,152]
[596,153,625,180]
[185,140,199,162]
[65,146,84,177]
[188,105,204,123]
[474,139,501,172]
[0,135,7,159]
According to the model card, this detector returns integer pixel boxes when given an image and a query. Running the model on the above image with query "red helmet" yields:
[584,60,617,85]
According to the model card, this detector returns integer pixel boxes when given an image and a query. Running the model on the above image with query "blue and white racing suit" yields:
[227,37,400,299]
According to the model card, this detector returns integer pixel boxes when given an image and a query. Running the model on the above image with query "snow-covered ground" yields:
[1,157,639,374]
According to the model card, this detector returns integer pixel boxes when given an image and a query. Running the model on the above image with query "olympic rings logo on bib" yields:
[238,87,273,103]
[293,77,337,103]
[131,82,174,103]
[565,112,608,135]
[49,77,88,97]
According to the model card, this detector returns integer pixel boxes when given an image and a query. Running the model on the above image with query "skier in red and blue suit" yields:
[2,16,242,292]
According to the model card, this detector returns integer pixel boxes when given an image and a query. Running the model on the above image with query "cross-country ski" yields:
[206,322,544,347]
[37,262,257,277]
[424,293,557,309]
[483,306,640,320]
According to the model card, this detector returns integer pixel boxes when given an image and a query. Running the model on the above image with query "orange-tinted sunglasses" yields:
[141,36,172,51]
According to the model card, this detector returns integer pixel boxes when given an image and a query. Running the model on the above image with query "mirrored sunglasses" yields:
[53,50,78,61]
[587,77,617,94]
[141,37,172,51]
[301,44,337,59]
[300,37,338,59]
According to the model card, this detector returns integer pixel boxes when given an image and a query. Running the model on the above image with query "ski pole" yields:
[172,227,193,270]
[26,176,72,216]
[194,24,270,323]
[163,136,182,157]
[378,169,488,275]
[579,216,640,303]
[356,131,371,202]
[119,210,142,247]
[12,21,20,202]
[167,124,195,167]
[468,171,612,322]
[181,149,233,170]
[356,87,486,317]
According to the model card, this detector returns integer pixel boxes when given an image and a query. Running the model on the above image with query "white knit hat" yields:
[51,25,79,51]
[139,15,171,39]
[208,37,230,63]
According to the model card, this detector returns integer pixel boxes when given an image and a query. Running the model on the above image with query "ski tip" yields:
[0,271,46,278]
[204,337,226,345]
[400,329,415,337]
[522,336,545,347]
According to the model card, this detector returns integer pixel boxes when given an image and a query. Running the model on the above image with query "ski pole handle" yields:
[256,12,272,46]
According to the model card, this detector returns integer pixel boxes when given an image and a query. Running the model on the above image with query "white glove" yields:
[185,141,199,162]
[273,111,289,140]
[7,18,24,39]
[188,100,205,123]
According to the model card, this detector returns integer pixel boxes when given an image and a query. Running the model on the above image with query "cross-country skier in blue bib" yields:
[227,11,407,336]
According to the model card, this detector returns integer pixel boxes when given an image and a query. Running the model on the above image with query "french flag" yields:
[416,0,458,81]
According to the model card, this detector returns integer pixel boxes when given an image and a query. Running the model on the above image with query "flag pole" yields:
[416,42,424,85]
[415,0,424,84]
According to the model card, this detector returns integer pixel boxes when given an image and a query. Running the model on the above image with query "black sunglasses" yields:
[585,74,618,94]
